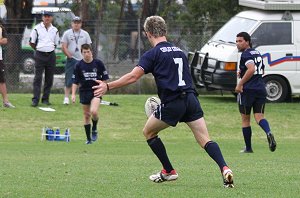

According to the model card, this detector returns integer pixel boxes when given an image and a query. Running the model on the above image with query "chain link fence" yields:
[3,19,225,94]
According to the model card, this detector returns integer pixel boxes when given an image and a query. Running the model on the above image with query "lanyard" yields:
[72,30,81,51]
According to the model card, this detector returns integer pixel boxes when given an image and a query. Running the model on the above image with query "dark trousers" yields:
[32,51,56,102]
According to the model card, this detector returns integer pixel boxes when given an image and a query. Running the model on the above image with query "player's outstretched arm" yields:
[93,66,144,97]
[93,80,106,97]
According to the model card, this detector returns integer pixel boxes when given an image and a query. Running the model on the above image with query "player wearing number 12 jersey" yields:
[93,16,234,187]
[235,32,276,153]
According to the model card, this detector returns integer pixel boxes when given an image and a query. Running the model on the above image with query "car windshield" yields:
[211,16,258,44]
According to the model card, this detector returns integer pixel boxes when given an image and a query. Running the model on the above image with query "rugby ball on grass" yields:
[145,96,161,118]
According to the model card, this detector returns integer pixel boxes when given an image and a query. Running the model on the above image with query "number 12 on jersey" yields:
[254,56,264,75]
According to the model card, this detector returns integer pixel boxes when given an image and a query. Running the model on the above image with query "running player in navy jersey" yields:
[235,32,276,153]
[93,16,234,187]
[72,44,109,144]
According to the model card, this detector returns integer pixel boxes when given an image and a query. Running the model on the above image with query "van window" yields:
[252,22,292,46]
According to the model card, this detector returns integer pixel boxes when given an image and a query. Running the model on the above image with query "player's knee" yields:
[254,114,264,124]
[143,128,154,139]
[241,116,250,123]
[84,112,91,120]
[142,127,148,138]
[90,110,98,118]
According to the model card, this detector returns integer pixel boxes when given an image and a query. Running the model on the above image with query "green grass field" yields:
[1,94,300,197]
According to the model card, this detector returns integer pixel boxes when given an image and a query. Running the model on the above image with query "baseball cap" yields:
[72,16,82,22]
[42,11,53,16]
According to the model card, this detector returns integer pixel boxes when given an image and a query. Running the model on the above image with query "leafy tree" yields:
[156,0,186,20]
[183,0,242,34]
[4,0,33,87]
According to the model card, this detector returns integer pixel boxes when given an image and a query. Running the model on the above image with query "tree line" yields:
[3,0,242,87]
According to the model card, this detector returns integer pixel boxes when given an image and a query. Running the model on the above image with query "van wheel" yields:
[263,76,288,102]
[22,55,36,74]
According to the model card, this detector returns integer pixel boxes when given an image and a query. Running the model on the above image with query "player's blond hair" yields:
[143,16,167,38]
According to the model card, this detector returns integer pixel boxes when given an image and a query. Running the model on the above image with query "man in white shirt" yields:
[29,11,59,107]
[61,16,92,105]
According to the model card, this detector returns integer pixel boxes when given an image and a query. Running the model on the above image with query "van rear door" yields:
[251,21,297,102]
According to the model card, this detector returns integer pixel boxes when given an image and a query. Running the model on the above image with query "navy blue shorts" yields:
[237,90,266,115]
[79,90,101,105]
[154,93,203,127]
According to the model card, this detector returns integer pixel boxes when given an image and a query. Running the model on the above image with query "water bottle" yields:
[65,129,70,142]
[48,129,54,141]
[55,128,60,140]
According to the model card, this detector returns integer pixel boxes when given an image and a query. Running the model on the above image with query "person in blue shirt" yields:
[93,16,234,188]
[235,32,276,153]
[72,44,109,144]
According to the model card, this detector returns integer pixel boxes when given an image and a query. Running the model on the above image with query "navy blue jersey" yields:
[138,41,195,103]
[73,59,109,92]
[239,48,266,91]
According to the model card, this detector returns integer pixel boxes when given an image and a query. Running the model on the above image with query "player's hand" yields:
[93,80,107,97]
[235,84,243,93]
[71,94,76,103]
[237,70,241,78]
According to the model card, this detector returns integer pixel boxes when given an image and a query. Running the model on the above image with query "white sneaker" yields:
[63,97,69,105]
[3,102,15,108]
[149,169,178,183]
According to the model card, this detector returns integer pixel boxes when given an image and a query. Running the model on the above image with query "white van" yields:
[189,0,300,102]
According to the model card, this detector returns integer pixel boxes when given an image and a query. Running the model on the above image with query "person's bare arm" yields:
[29,42,36,50]
[93,66,144,97]
[61,42,72,58]
[235,62,255,93]
[0,38,7,45]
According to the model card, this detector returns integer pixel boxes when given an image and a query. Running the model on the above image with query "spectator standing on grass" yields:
[0,20,15,108]
[235,32,277,153]
[29,11,59,107]
[61,16,92,105]
[92,16,234,188]
[72,44,109,144]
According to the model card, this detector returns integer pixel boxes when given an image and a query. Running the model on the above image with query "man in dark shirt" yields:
[72,44,109,144]
[93,16,234,188]
[235,32,277,153]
